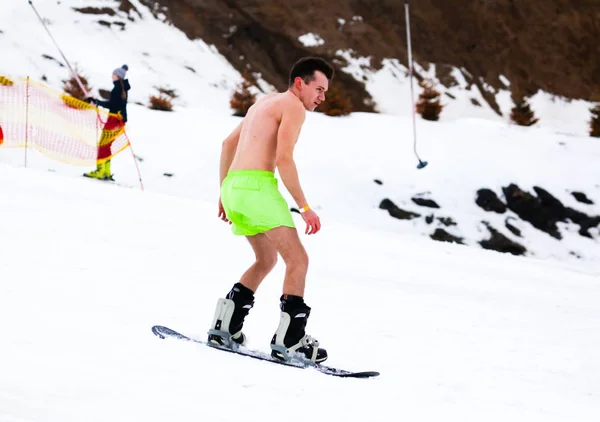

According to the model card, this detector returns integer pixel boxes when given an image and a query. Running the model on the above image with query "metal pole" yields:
[27,0,89,97]
[123,131,145,191]
[405,0,428,169]
[25,77,29,168]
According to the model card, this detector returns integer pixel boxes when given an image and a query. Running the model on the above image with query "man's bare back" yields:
[210,57,334,364]
[219,66,329,231]
[229,92,305,173]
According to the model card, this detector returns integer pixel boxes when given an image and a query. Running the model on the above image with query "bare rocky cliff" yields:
[132,0,600,115]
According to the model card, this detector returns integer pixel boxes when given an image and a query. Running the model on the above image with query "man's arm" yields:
[219,120,244,185]
[275,102,308,209]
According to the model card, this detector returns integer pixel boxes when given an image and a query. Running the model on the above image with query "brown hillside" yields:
[134,0,600,115]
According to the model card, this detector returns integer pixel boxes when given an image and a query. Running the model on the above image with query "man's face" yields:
[298,71,328,111]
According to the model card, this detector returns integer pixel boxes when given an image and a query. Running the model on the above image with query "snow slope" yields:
[0,0,244,111]
[2,102,599,264]
[1,2,600,421]
[1,0,600,263]
[1,163,599,422]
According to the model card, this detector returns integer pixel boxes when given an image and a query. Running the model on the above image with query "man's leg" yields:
[208,233,277,346]
[264,226,327,363]
[238,233,278,292]
[263,226,308,296]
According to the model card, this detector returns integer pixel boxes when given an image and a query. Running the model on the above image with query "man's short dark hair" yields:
[288,57,334,87]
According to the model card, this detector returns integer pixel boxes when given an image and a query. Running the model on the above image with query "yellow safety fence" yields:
[0,76,129,166]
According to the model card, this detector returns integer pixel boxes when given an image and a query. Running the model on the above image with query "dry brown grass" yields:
[416,79,444,121]
[510,95,539,126]
[230,70,257,117]
[148,94,173,111]
[62,68,91,101]
[317,84,353,117]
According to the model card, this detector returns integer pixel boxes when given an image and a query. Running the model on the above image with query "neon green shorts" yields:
[221,170,296,236]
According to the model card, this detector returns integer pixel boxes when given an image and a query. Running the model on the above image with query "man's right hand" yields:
[301,209,321,235]
[218,197,231,224]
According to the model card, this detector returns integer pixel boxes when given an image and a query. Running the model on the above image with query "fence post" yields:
[25,76,30,168]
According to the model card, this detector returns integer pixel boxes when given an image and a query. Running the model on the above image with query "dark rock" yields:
[479,223,526,256]
[533,187,565,213]
[476,188,506,213]
[411,197,440,208]
[73,7,117,16]
[505,217,522,237]
[374,179,383,185]
[503,184,563,239]
[163,173,174,177]
[564,208,600,239]
[437,217,456,227]
[41,54,65,68]
[119,0,141,17]
[503,184,600,240]
[430,228,464,244]
[425,215,456,226]
[572,191,594,205]
[379,199,420,220]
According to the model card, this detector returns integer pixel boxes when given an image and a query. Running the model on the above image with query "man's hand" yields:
[218,197,231,224]
[301,209,321,235]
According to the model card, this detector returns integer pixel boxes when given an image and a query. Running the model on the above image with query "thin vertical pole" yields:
[25,76,29,168]
[405,1,428,169]
[123,131,144,191]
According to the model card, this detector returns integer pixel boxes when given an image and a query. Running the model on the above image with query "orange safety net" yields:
[0,76,129,165]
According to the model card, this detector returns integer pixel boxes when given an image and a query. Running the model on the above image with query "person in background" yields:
[84,64,130,181]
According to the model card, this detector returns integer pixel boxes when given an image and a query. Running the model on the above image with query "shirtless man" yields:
[208,57,334,364]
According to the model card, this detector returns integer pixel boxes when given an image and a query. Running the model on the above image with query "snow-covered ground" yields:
[1,2,600,421]
[3,102,598,264]
[1,158,599,422]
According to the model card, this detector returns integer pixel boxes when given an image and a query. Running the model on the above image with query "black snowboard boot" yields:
[270,295,328,363]
[207,283,254,349]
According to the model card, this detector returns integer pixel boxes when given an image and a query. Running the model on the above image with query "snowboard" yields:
[151,325,380,379]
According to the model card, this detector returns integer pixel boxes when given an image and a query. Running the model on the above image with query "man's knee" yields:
[291,247,309,272]
[256,251,278,273]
